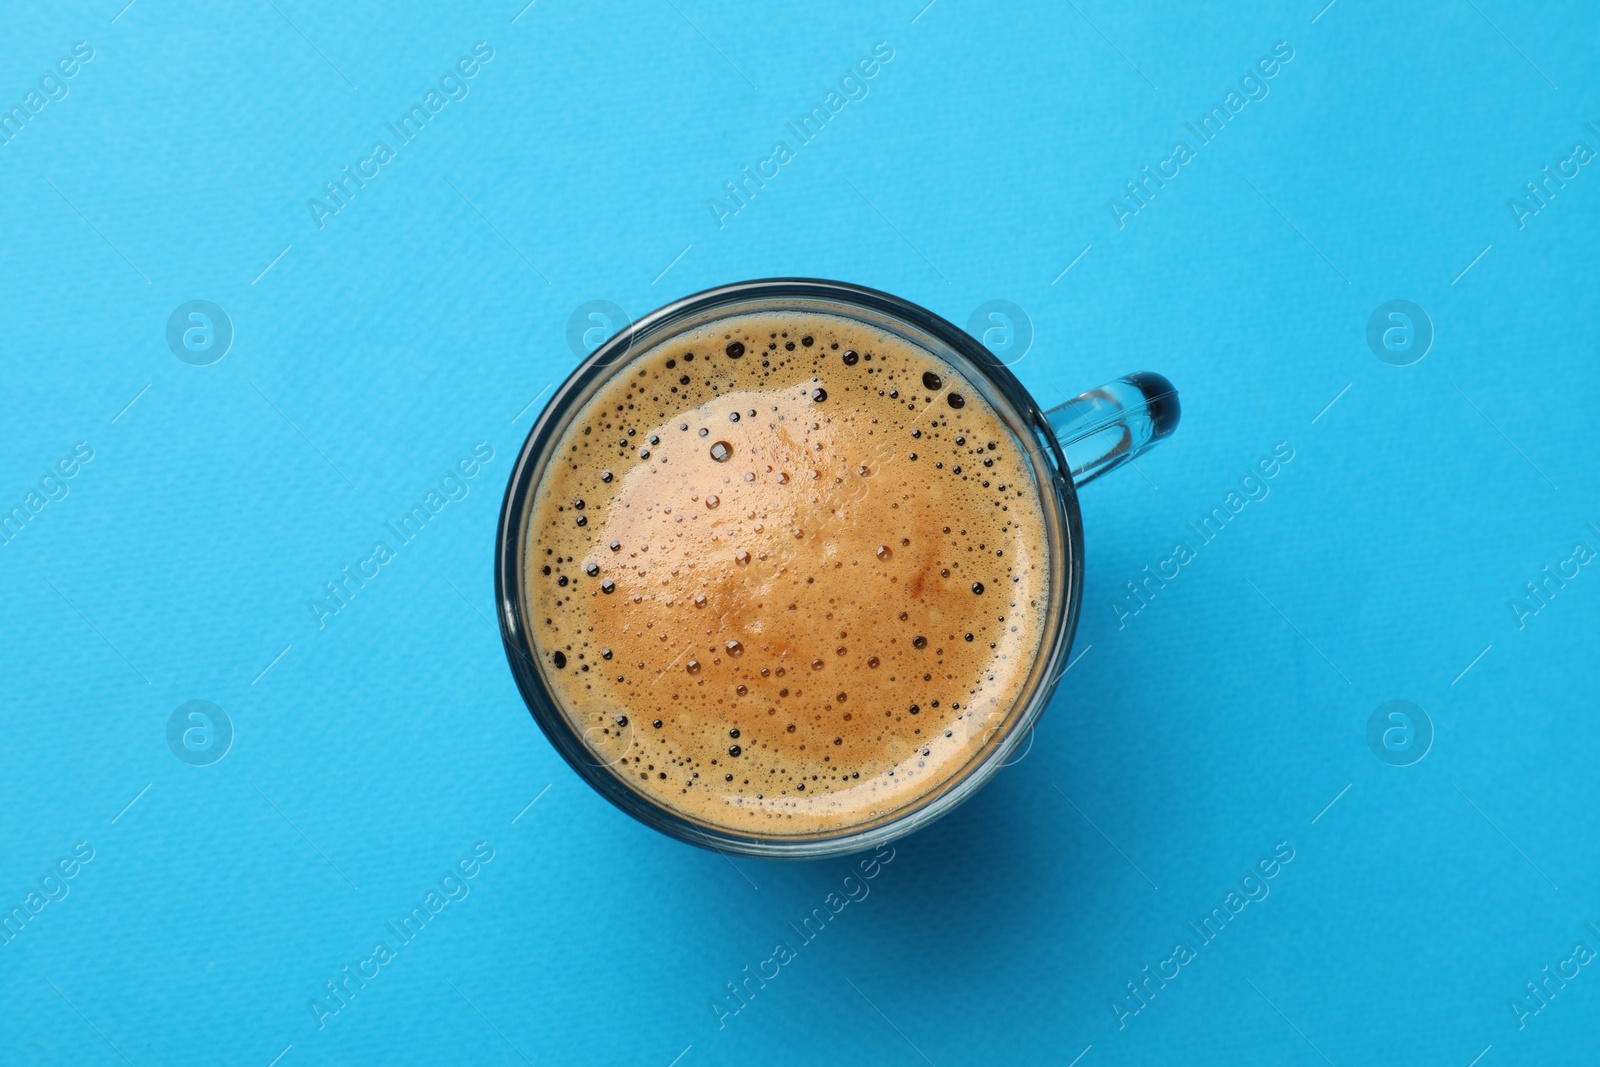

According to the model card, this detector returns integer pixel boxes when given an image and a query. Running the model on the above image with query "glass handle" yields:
[1045,372,1180,489]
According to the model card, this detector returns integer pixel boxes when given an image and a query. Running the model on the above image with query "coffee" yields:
[526,311,1049,835]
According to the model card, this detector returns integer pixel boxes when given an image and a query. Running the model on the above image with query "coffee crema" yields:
[525,312,1049,835]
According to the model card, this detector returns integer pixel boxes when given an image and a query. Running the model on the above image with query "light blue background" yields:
[3,1,1598,1064]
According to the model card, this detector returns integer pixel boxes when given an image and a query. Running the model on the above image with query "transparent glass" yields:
[495,280,1178,859]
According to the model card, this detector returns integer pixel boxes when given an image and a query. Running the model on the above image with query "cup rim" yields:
[494,278,1084,859]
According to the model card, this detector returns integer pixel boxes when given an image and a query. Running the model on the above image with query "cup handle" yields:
[1045,372,1180,489]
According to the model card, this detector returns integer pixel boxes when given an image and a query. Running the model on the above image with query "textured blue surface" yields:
[3,2,1598,1064]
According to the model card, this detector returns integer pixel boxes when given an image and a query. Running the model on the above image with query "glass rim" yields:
[494,278,1085,859]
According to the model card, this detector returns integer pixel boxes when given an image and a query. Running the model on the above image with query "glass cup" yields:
[496,279,1178,859]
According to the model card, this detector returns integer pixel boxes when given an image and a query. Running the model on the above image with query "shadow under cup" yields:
[496,279,1085,860]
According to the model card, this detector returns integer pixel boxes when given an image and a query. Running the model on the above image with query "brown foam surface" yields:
[526,311,1049,835]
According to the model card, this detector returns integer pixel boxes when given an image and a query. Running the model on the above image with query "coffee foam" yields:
[526,311,1049,836]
